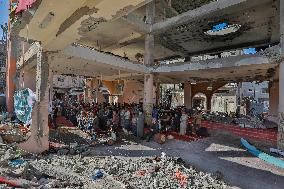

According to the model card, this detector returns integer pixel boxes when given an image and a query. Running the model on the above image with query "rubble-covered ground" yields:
[0,129,230,189]
[0,146,228,189]
[1,127,284,189]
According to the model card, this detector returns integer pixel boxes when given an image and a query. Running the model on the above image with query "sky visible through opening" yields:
[0,0,9,39]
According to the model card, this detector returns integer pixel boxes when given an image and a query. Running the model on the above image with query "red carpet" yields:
[163,131,202,142]
[201,121,277,144]
[55,116,75,128]
[143,128,202,142]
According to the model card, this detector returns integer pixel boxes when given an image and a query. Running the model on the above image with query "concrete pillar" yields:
[96,80,104,104]
[18,49,51,153]
[278,0,284,150]
[236,82,242,115]
[143,1,155,125]
[207,94,212,111]
[269,81,279,116]
[155,82,160,105]
[184,82,192,109]
[144,74,154,124]
[6,34,18,113]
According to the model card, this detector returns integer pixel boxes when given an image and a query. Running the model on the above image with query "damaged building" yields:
[1,0,284,188]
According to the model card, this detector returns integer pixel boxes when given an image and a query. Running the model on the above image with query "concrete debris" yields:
[0,141,229,189]
[0,123,28,144]
[270,148,284,157]
[234,116,265,129]
[203,112,276,129]
[0,112,230,188]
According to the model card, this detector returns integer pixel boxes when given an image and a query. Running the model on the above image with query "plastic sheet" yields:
[14,88,36,124]
[15,0,36,13]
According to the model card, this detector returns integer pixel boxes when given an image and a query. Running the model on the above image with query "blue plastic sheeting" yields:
[243,48,257,55]
[14,88,36,124]
[92,170,104,181]
[212,22,228,32]
[241,138,284,169]
[9,159,26,168]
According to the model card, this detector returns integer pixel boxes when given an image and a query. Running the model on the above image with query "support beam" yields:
[236,82,242,115]
[278,0,284,150]
[63,44,150,74]
[6,33,19,114]
[18,49,52,153]
[153,54,275,73]
[16,42,40,69]
[143,1,155,125]
[269,81,279,116]
[151,0,247,33]
[103,73,143,80]
[184,82,192,109]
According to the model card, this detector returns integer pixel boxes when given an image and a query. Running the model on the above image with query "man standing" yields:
[136,110,145,138]
[124,107,131,132]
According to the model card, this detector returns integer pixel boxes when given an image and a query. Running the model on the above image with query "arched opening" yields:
[192,93,207,110]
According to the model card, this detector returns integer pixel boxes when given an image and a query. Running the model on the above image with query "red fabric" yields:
[56,116,75,128]
[16,0,37,13]
[0,177,18,187]
[175,170,188,188]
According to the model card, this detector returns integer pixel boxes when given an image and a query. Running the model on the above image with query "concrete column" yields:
[155,82,160,105]
[6,34,18,113]
[184,82,192,109]
[236,82,242,115]
[18,50,51,153]
[207,94,212,111]
[143,1,155,125]
[269,81,279,116]
[144,74,154,123]
[96,80,104,104]
[278,0,284,150]
[21,67,37,92]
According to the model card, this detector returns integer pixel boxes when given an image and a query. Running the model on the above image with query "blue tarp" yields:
[241,138,284,169]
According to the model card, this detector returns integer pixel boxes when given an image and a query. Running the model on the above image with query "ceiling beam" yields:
[63,44,150,74]
[153,54,275,73]
[151,0,248,34]
[103,73,144,80]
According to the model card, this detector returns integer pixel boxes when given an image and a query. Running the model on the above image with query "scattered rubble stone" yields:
[0,143,229,188]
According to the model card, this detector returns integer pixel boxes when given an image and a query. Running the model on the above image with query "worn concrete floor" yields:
[91,134,284,189]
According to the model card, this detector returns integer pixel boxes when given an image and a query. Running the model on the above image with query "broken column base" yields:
[17,135,49,154]
[17,104,49,154]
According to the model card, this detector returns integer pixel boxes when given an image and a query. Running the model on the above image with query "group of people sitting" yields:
[50,96,206,141]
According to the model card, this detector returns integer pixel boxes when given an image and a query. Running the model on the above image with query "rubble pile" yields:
[0,114,230,188]
[0,123,27,144]
[0,141,229,189]
[233,116,265,129]
[203,112,276,129]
